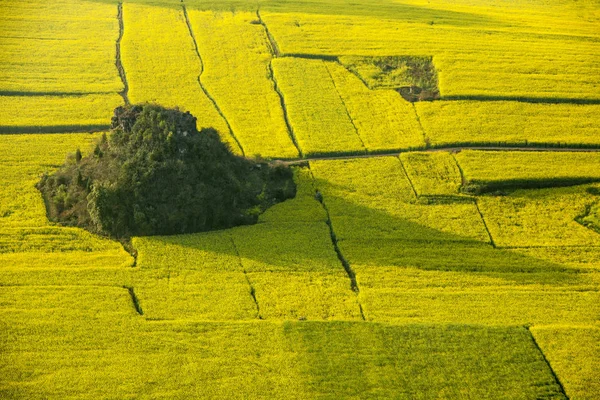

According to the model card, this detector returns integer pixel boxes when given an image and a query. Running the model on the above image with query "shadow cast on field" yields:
[82,0,505,28]
[146,174,585,288]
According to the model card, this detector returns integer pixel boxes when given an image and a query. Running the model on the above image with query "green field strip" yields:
[530,326,600,400]
[400,152,463,197]
[0,319,570,399]
[357,285,600,325]
[476,185,600,248]
[454,150,600,193]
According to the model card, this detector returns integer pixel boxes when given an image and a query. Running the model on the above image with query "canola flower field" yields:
[1,0,599,398]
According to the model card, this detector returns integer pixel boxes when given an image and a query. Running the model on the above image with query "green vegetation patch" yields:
[339,55,440,101]
[36,104,296,238]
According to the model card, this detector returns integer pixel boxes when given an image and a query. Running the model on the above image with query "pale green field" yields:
[1,0,599,398]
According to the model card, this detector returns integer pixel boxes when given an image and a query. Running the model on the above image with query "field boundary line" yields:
[277,145,600,164]
[308,165,366,321]
[230,236,262,319]
[257,10,303,158]
[124,286,144,315]
[526,326,570,399]
[443,94,600,105]
[411,103,429,148]
[324,62,368,153]
[267,61,303,157]
[256,9,280,57]
[116,2,130,105]
[181,4,245,156]
[397,156,419,198]
[473,200,496,247]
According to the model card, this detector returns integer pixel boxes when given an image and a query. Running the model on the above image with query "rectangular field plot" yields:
[400,151,463,196]
[455,150,600,192]
[188,10,298,159]
[121,4,240,153]
[417,101,600,148]
[0,94,121,133]
[0,319,568,399]
[310,157,489,243]
[530,326,600,400]
[260,3,600,100]
[356,280,600,325]
[0,0,122,94]
[477,185,600,248]
[324,62,424,151]
[272,58,366,155]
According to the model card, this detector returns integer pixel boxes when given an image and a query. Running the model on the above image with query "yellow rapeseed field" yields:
[121,3,241,153]
[188,10,299,158]
[272,58,366,155]
[325,61,425,151]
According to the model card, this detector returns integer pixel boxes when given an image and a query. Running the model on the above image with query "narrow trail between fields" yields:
[230,236,262,319]
[116,2,130,105]
[309,167,367,321]
[181,3,245,157]
[278,145,600,165]
[257,10,304,158]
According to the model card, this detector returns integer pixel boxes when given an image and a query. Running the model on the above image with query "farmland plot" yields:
[121,4,240,153]
[260,2,600,100]
[531,326,600,400]
[400,151,463,196]
[476,186,600,248]
[417,101,600,148]
[188,10,298,158]
[272,58,366,155]
[310,157,600,326]
[0,0,122,94]
[0,301,570,400]
[133,169,361,321]
[325,61,424,151]
[0,134,133,287]
[454,150,600,192]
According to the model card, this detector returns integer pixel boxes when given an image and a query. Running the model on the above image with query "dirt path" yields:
[278,145,600,165]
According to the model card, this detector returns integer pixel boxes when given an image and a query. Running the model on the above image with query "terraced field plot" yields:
[1,0,600,398]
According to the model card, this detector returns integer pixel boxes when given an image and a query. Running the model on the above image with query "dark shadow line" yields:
[0,91,113,97]
[526,326,570,399]
[229,236,262,319]
[124,286,144,315]
[309,166,366,321]
[116,2,130,105]
[256,9,280,57]
[442,95,600,105]
[0,125,110,134]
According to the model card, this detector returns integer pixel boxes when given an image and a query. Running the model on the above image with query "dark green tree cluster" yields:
[37,104,296,238]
